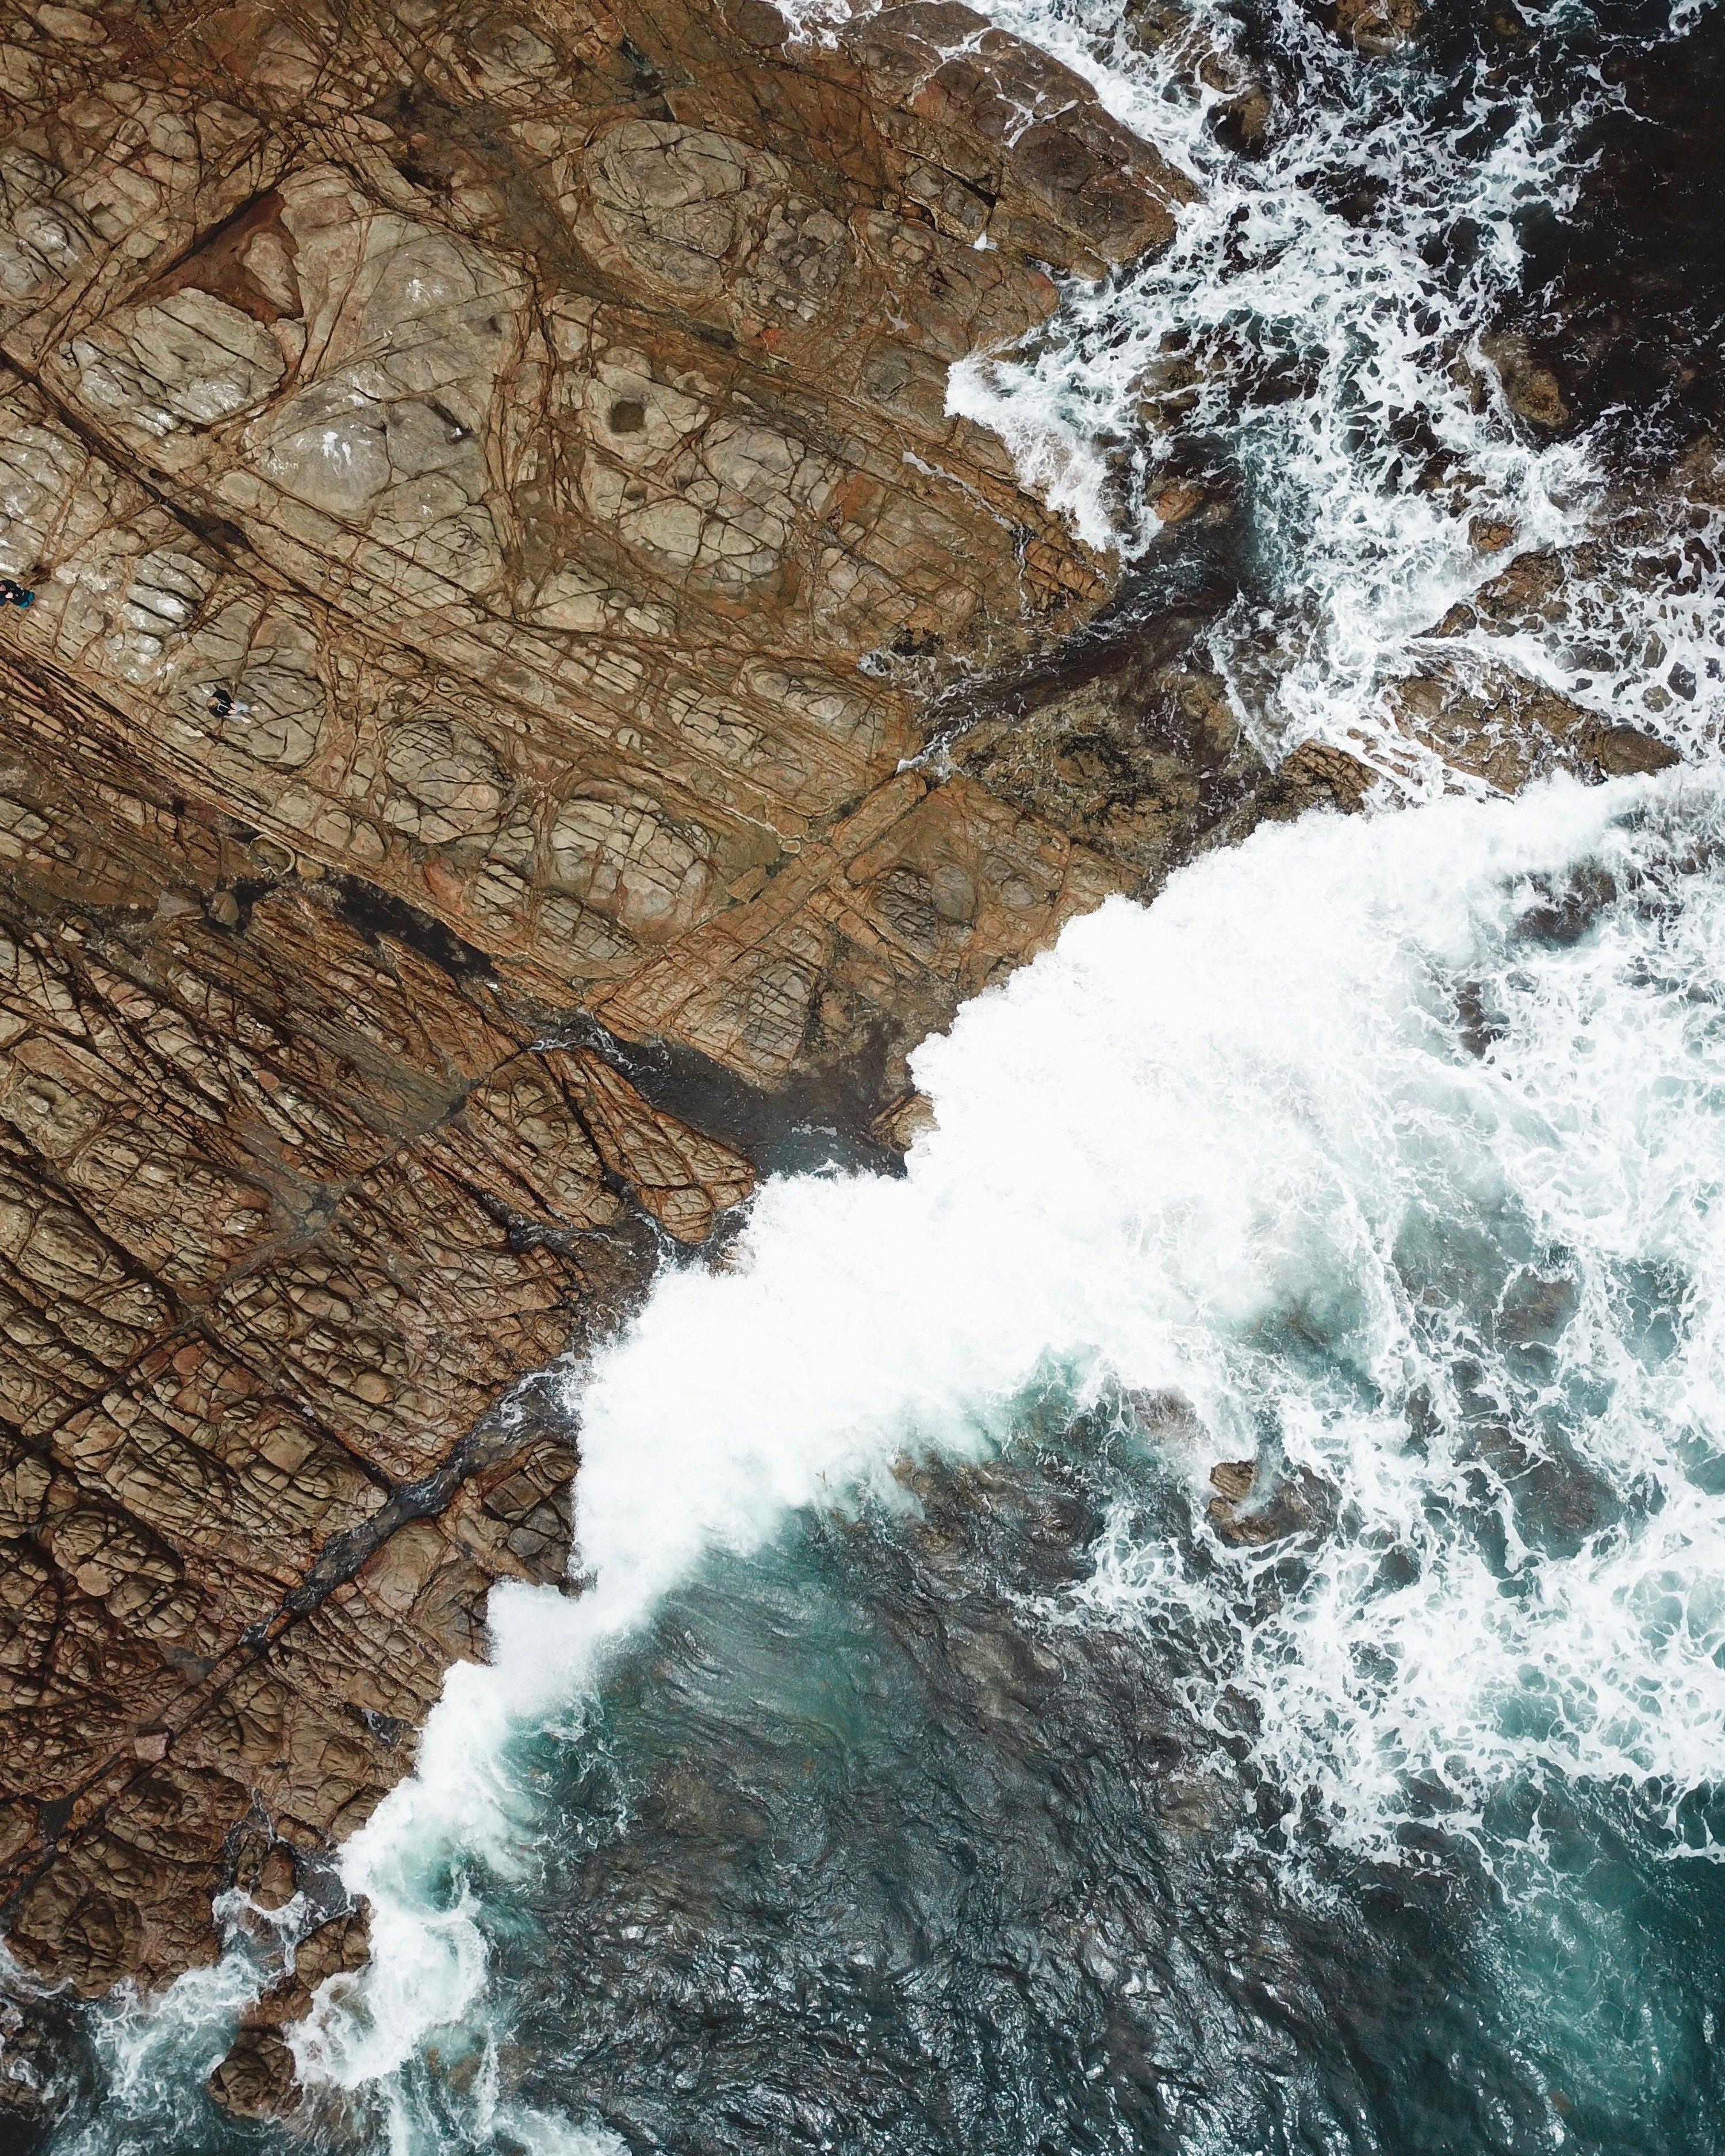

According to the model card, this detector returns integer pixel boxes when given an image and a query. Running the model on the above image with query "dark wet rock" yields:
[1207,1458,1335,1547]
[904,1453,1109,1598]
[0,1986,70,2126]
[1428,546,1572,642]
[1333,0,1426,56]
[946,1616,1065,1731]
[208,1905,373,2119]
[1495,1267,1580,1352]
[1469,1425,1620,1560]
[1515,864,1618,946]
[1469,515,1518,556]
[1123,0,1274,146]
[1268,740,1380,814]
[1479,332,1570,433]
[1576,724,1681,780]
[954,644,1269,891]
[870,1089,937,1155]
[1453,980,1506,1060]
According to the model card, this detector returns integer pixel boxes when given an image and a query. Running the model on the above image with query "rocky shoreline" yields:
[0,0,1220,2117]
[0,0,1691,2128]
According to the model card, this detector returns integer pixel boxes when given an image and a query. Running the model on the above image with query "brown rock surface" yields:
[1408,435,1723,776]
[0,697,754,2013]
[1479,330,1569,432]
[1332,0,1425,56]
[1206,1456,1333,1547]
[1385,644,1680,795]
[0,0,1248,2086]
[1378,451,1704,796]
[0,0,1202,1089]
[208,1905,374,2120]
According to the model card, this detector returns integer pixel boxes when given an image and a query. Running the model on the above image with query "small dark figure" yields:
[0,577,34,608]
[208,686,234,719]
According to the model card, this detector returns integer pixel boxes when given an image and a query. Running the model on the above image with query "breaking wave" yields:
[286,764,1725,2155]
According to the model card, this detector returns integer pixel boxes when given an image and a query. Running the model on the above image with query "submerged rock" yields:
[1206,1458,1333,1547]
[1479,331,1570,432]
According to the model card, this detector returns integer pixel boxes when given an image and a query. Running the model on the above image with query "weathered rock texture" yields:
[209,1905,374,2121]
[0,0,1199,1103]
[0,0,1250,2088]
[0,691,755,2012]
[1385,657,1681,792]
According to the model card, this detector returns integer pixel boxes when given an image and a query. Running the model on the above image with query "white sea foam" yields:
[769,0,852,42]
[1044,781,1725,1859]
[948,0,1725,776]
[48,1888,313,2154]
[285,765,1725,2136]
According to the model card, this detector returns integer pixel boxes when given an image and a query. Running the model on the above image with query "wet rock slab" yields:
[0,705,758,2012]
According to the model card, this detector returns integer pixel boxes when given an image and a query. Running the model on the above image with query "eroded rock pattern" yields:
[1384,658,1681,792]
[0,0,1198,1100]
[0,692,754,2013]
[0,0,1695,2112]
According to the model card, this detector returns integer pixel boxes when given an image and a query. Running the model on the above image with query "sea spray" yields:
[282,762,1725,2141]
[947,0,1725,774]
[51,1889,317,2156]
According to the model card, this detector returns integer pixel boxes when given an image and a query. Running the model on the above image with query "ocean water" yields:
[18,0,1725,2151]
[950,0,1725,783]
